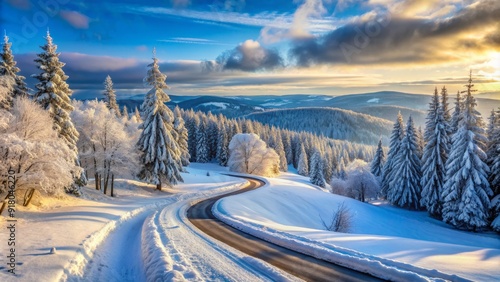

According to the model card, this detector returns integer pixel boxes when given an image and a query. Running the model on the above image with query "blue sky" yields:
[1,0,499,99]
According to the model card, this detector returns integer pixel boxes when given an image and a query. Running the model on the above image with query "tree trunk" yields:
[95,172,99,190]
[103,173,109,195]
[110,174,114,197]
[156,180,162,191]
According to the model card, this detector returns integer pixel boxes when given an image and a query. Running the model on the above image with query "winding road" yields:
[187,175,382,282]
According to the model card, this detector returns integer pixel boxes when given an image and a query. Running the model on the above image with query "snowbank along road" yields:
[187,175,382,282]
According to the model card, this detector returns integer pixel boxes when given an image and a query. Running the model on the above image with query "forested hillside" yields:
[245,107,393,145]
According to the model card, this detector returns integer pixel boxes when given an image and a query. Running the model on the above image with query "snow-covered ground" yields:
[0,166,296,282]
[214,171,500,281]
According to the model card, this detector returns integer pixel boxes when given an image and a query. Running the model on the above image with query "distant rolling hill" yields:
[113,91,500,128]
[245,107,393,145]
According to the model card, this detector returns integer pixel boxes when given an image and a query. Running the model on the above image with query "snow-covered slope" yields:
[214,172,500,281]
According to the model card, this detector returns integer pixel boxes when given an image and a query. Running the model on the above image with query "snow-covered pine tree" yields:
[370,139,385,178]
[32,31,79,159]
[122,105,128,119]
[421,87,449,218]
[282,131,293,165]
[487,109,496,141]
[268,130,287,172]
[134,106,141,122]
[449,91,463,136]
[185,111,198,162]
[337,157,347,180]
[487,108,500,195]
[441,86,451,123]
[173,106,190,167]
[216,120,230,166]
[380,112,405,198]
[488,108,500,232]
[136,50,183,190]
[322,149,334,184]
[416,126,424,159]
[389,116,422,210]
[310,150,325,187]
[196,118,210,163]
[0,33,29,109]
[103,75,121,117]
[297,144,309,176]
[442,72,492,231]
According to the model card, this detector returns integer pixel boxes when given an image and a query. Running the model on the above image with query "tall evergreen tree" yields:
[441,86,451,123]
[32,31,79,157]
[216,121,230,166]
[442,72,492,231]
[449,91,463,136]
[122,105,128,119]
[136,50,183,190]
[269,130,287,172]
[173,106,190,167]
[371,139,385,178]
[380,112,405,198]
[337,157,347,180]
[310,150,325,187]
[134,106,142,122]
[389,116,422,210]
[421,88,449,218]
[196,118,210,163]
[487,108,500,195]
[0,33,29,109]
[103,75,121,117]
[297,144,309,176]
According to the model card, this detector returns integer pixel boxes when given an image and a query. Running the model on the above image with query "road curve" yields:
[187,175,382,282]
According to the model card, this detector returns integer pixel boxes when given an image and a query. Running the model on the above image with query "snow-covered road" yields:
[65,171,297,282]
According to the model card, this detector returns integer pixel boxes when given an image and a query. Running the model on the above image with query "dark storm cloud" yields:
[289,0,500,66]
[216,40,284,72]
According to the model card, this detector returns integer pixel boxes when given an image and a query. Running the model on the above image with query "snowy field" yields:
[214,171,500,281]
[0,166,295,282]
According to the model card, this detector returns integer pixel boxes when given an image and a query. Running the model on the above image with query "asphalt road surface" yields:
[187,175,383,282]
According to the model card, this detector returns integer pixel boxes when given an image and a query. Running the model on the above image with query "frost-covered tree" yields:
[0,97,79,195]
[346,160,380,202]
[173,106,190,167]
[487,109,500,195]
[216,121,230,166]
[449,91,463,136]
[337,157,347,180]
[421,88,450,218]
[32,31,79,157]
[441,86,451,129]
[370,139,385,178]
[136,51,183,190]
[381,112,405,198]
[268,130,287,172]
[228,133,279,177]
[103,75,121,117]
[0,34,29,109]
[122,105,128,119]
[297,144,309,176]
[72,100,139,194]
[389,116,422,210]
[310,150,325,187]
[134,106,141,122]
[196,118,210,163]
[491,195,500,232]
[442,73,492,231]
[0,76,14,110]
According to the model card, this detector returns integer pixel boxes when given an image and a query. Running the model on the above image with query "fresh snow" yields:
[214,172,500,282]
[0,166,296,282]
